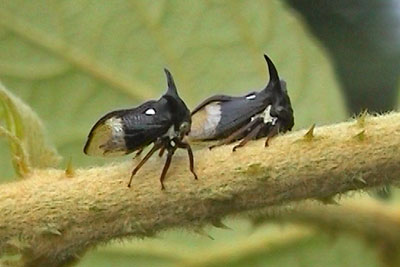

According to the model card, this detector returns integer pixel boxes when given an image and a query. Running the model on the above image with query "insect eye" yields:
[275,106,284,113]
[179,122,190,135]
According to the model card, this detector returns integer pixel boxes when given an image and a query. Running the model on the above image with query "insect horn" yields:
[164,68,179,97]
[264,54,281,91]
[162,68,189,117]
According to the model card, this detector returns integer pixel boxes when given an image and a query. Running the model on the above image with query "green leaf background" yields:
[0,0,375,266]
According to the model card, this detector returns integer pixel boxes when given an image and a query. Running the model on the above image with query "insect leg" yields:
[209,118,262,150]
[133,148,144,159]
[264,122,281,147]
[232,123,264,151]
[158,147,166,157]
[160,148,175,190]
[174,139,198,180]
[128,141,163,188]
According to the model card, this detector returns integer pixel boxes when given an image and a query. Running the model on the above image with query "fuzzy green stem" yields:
[1,113,400,266]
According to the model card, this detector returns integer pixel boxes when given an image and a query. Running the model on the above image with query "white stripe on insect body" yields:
[204,103,222,134]
[104,117,126,149]
[189,102,222,139]
[106,117,125,139]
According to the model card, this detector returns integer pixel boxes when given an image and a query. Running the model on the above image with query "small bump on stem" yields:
[303,124,316,141]
[65,157,74,178]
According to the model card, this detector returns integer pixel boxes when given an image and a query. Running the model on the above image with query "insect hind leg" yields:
[209,118,263,150]
[158,147,166,157]
[174,139,198,180]
[160,148,176,190]
[133,148,144,159]
[233,123,264,151]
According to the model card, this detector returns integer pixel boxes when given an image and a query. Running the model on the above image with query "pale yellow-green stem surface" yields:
[1,112,400,266]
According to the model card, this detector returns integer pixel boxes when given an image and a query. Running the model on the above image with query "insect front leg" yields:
[160,147,176,190]
[128,140,163,188]
[133,148,144,159]
[174,138,198,180]
[158,147,166,157]
[232,122,264,152]
[209,118,263,150]
[265,122,281,147]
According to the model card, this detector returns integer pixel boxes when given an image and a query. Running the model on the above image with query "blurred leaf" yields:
[0,82,61,177]
[79,222,379,267]
[0,0,345,179]
[230,234,378,267]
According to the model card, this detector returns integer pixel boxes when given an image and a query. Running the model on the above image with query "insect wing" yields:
[190,94,267,140]
[191,95,237,115]
[122,101,172,152]
[84,100,172,157]
[212,96,267,138]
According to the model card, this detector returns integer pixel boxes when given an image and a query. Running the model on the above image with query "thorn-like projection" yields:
[354,176,367,185]
[65,157,74,177]
[315,196,339,205]
[40,226,62,236]
[353,130,366,141]
[193,227,214,240]
[303,124,316,141]
[211,219,232,230]
[357,109,368,128]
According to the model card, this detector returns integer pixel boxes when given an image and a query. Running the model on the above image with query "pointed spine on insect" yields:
[189,54,294,151]
[83,69,197,189]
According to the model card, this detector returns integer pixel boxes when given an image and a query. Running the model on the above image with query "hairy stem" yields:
[1,113,400,266]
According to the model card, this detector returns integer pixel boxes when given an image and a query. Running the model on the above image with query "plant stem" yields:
[1,113,400,266]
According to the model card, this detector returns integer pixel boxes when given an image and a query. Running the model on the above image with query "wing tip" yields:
[83,140,90,155]
[82,131,102,157]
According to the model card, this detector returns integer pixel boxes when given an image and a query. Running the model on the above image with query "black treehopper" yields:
[83,69,197,189]
[189,54,294,151]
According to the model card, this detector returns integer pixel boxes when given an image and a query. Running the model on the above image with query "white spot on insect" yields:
[251,105,278,125]
[170,140,176,147]
[145,108,156,115]
[261,105,278,125]
[165,125,177,139]
[246,94,256,100]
